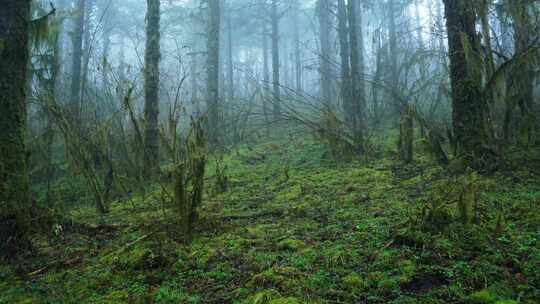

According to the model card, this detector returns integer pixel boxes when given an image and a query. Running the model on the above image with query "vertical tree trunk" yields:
[337,0,353,129]
[347,0,364,153]
[71,0,86,121]
[261,6,271,135]
[271,0,281,119]
[317,0,333,107]
[443,0,492,169]
[143,0,161,179]
[226,6,234,103]
[81,0,94,118]
[293,0,302,92]
[0,0,31,256]
[100,0,113,119]
[509,0,536,145]
[207,0,221,146]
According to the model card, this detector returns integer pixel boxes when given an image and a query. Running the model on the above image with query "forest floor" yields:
[1,137,540,303]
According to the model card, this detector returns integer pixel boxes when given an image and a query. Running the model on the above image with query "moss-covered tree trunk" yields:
[347,0,364,154]
[0,0,31,256]
[143,0,161,179]
[509,0,536,146]
[337,0,353,132]
[443,0,492,170]
[207,0,221,146]
[71,0,86,122]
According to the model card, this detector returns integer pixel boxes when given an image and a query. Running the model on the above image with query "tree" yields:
[317,0,333,107]
[0,0,31,256]
[71,0,86,122]
[144,0,161,179]
[271,0,281,119]
[347,0,364,153]
[507,0,536,145]
[207,0,221,146]
[443,0,492,169]
[337,0,353,132]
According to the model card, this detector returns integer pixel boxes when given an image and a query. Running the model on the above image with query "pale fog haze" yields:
[1,0,539,303]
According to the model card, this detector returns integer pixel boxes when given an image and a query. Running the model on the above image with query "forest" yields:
[1,0,540,303]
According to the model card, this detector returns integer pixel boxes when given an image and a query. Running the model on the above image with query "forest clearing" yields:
[1,0,539,303]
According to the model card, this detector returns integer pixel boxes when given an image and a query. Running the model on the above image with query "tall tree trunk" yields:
[337,0,353,130]
[0,0,31,256]
[443,0,492,170]
[81,0,94,119]
[317,0,333,107]
[143,0,161,179]
[347,0,364,153]
[271,0,281,119]
[207,0,221,146]
[509,0,536,145]
[71,0,86,122]
[261,7,270,135]
[226,6,234,103]
[293,0,302,92]
[100,0,113,119]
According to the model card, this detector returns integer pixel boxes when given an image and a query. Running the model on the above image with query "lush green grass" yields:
[1,136,540,303]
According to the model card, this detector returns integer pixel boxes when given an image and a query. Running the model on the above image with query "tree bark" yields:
[347,0,364,153]
[337,0,353,129]
[317,0,333,107]
[0,0,31,255]
[71,0,86,122]
[143,0,161,179]
[443,0,493,169]
[207,0,221,146]
[271,0,281,119]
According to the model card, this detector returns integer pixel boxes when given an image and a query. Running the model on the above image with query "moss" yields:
[245,290,281,304]
[268,297,300,304]
[278,239,306,251]
[342,272,366,290]
[469,289,497,303]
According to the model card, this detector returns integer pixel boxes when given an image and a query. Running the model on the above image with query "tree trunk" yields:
[261,6,270,135]
[509,0,536,146]
[0,0,31,257]
[207,0,221,146]
[347,0,364,153]
[443,0,493,170]
[71,0,86,122]
[337,0,353,130]
[293,0,302,92]
[271,0,281,119]
[317,0,333,107]
[143,0,161,179]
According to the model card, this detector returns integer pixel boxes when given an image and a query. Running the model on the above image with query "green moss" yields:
[245,290,281,304]
[469,290,497,303]
[268,297,300,304]
[278,239,306,251]
[342,272,367,290]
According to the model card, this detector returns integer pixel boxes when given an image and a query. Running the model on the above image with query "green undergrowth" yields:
[1,137,540,303]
